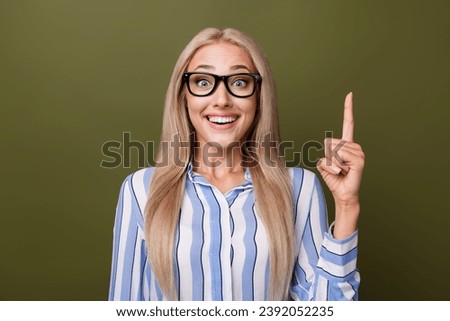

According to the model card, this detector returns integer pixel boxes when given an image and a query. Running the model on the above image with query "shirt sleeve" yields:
[290,171,360,301]
[108,174,147,301]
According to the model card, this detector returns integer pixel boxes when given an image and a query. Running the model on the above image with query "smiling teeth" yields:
[208,116,237,124]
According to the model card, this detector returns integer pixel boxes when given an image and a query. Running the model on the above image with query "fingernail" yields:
[330,165,342,175]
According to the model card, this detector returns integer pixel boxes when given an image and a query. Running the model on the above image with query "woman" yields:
[109,27,364,301]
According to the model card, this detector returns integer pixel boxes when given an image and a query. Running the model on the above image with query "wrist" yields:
[333,201,360,240]
[334,195,360,209]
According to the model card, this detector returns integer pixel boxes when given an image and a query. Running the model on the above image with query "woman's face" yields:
[185,42,258,149]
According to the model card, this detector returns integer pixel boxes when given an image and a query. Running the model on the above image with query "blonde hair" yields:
[145,28,294,300]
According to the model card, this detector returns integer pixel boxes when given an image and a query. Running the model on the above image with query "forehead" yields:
[187,42,255,71]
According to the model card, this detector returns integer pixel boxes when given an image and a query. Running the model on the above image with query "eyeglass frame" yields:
[182,72,262,98]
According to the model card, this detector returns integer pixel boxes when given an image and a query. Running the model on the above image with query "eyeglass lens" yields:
[187,73,257,97]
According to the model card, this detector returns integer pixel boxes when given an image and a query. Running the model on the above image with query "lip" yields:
[206,113,238,117]
[204,113,239,130]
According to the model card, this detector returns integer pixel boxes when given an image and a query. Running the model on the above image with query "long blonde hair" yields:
[145,28,294,300]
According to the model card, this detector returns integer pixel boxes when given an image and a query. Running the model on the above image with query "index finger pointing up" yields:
[342,92,354,142]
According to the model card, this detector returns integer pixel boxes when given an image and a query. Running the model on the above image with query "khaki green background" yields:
[1,0,449,300]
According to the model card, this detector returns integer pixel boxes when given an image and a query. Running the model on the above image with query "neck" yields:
[193,141,244,179]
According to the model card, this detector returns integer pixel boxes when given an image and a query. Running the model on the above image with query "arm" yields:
[108,174,147,301]
[290,171,360,301]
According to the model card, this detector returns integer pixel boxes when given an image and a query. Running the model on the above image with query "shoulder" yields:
[122,167,155,190]
[288,166,321,188]
[115,167,155,224]
[119,167,155,206]
[288,167,327,217]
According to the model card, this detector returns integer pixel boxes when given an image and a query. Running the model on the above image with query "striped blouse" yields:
[108,165,360,301]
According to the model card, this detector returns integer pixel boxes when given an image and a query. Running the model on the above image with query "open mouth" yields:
[207,115,238,125]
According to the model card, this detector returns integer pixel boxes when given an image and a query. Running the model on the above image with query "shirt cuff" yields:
[316,223,358,281]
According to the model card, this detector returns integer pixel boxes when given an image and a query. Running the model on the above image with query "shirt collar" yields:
[187,161,253,187]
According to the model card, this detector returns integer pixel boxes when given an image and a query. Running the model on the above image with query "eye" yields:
[196,79,212,87]
[231,78,248,88]
[189,73,214,90]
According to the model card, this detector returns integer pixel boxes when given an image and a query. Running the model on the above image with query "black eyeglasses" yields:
[183,72,261,98]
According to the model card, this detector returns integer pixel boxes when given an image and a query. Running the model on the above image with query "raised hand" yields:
[317,92,365,239]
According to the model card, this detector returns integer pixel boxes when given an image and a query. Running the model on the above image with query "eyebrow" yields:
[230,64,251,72]
[194,64,214,71]
[193,64,251,72]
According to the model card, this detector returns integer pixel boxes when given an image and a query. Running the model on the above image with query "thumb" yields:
[317,157,342,176]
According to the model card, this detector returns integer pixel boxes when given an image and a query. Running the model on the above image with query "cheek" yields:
[244,98,257,120]
[185,98,200,124]
[186,96,206,114]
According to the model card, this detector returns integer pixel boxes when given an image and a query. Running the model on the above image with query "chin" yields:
[204,137,240,149]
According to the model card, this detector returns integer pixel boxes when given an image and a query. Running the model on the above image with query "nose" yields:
[212,81,232,108]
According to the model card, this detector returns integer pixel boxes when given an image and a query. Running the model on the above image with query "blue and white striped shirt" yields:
[109,165,359,301]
